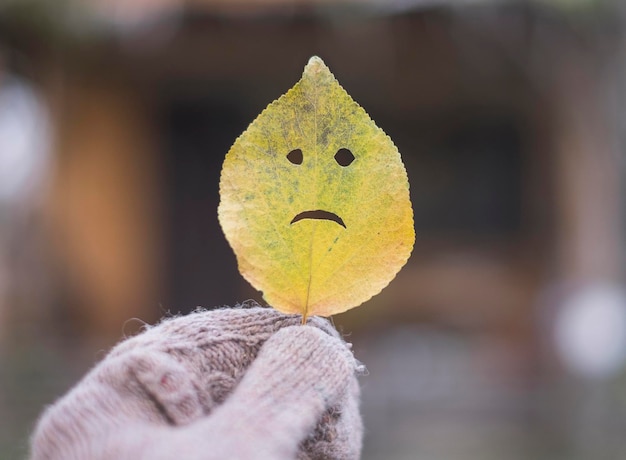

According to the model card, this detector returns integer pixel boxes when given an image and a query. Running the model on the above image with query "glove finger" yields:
[192,325,358,459]
[112,304,338,354]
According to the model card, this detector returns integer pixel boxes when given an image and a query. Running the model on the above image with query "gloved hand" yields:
[30,304,363,459]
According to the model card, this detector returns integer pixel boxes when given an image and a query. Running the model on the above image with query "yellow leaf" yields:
[218,56,414,321]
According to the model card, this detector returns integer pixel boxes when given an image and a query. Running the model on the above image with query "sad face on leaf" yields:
[218,57,414,320]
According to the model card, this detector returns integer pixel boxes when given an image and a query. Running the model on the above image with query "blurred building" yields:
[1,0,625,459]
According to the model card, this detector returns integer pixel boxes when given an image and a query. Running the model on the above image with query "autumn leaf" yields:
[218,56,414,321]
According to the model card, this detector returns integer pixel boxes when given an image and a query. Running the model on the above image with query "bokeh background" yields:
[2,0,626,458]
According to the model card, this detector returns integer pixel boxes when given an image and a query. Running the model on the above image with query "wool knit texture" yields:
[30,305,363,460]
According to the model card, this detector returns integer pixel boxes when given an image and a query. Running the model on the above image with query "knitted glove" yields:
[30,304,363,460]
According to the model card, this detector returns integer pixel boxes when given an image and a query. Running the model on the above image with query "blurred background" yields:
[1,0,626,458]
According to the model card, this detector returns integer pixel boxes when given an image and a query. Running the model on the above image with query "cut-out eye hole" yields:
[334,148,355,167]
[287,148,303,165]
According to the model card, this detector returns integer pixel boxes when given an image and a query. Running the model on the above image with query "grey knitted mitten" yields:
[30,305,363,459]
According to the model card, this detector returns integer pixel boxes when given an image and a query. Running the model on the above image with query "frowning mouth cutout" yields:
[290,210,346,228]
